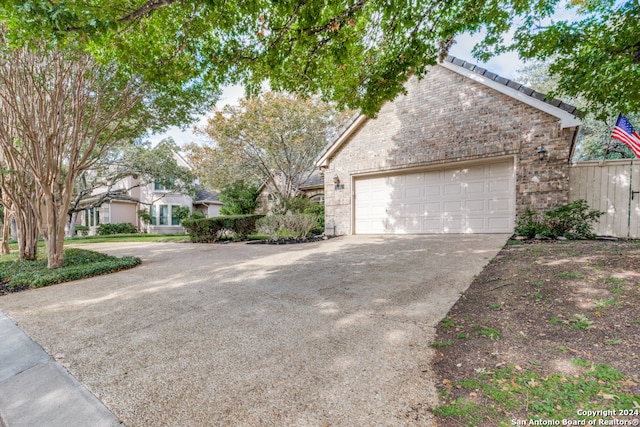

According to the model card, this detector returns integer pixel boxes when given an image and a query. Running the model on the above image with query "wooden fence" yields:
[569,159,640,238]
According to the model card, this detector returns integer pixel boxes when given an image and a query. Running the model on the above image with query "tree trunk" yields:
[1,212,9,255]
[42,198,67,269]
[66,211,78,238]
[15,207,38,261]
[1,195,11,255]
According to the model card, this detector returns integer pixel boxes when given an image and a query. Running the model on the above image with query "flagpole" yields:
[603,114,621,160]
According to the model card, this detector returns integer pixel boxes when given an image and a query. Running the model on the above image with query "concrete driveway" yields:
[0,234,508,426]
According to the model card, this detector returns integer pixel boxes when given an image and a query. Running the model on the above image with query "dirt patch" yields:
[432,239,640,423]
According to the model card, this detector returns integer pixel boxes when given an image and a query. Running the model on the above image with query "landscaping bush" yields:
[182,214,265,242]
[515,200,604,239]
[303,203,325,235]
[256,213,319,241]
[75,225,89,236]
[96,222,138,235]
[0,248,141,290]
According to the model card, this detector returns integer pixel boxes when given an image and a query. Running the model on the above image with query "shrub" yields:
[182,214,265,242]
[96,222,138,235]
[303,203,325,235]
[219,181,260,215]
[515,200,604,239]
[256,213,319,241]
[75,225,89,236]
[0,248,141,290]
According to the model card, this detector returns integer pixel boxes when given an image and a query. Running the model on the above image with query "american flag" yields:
[611,114,640,158]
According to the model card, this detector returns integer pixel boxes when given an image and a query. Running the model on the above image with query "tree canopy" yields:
[478,0,640,120]
[3,1,636,118]
[516,60,639,161]
[186,93,349,211]
[0,36,168,267]
[0,0,569,117]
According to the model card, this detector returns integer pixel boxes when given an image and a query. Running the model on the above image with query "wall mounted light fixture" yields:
[537,145,549,161]
[333,174,344,190]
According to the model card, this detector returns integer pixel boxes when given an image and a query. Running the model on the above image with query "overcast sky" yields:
[146,32,530,147]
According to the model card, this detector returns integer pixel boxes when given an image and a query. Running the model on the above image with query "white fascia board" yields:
[440,61,582,129]
[317,114,368,168]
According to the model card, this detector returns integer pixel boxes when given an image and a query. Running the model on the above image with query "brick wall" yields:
[323,66,577,235]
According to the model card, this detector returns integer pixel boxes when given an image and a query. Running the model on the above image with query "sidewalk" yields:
[0,312,120,427]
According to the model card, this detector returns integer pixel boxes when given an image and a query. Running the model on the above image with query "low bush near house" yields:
[256,213,319,241]
[96,223,138,235]
[303,203,325,235]
[182,214,265,242]
[515,199,604,239]
[75,225,89,236]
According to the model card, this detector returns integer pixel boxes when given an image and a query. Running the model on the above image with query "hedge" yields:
[96,222,138,235]
[182,214,265,242]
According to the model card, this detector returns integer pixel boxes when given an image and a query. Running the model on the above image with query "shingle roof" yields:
[194,189,221,203]
[443,56,579,116]
[299,169,324,189]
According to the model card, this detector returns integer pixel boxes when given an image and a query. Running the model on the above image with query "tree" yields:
[0,0,525,118]
[0,38,154,268]
[474,1,640,120]
[219,181,260,215]
[516,60,639,161]
[186,93,349,212]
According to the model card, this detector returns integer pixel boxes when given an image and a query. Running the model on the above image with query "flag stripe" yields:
[611,114,640,158]
[611,129,640,157]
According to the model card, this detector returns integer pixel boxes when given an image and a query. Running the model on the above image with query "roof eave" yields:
[439,60,582,129]
[317,114,368,168]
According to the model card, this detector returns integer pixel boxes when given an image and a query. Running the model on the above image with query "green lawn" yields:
[63,233,192,244]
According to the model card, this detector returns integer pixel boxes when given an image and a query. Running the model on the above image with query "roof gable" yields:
[317,57,581,168]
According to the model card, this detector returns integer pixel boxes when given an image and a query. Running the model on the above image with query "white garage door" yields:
[354,159,515,234]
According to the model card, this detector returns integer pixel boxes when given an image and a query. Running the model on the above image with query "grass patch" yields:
[476,327,501,339]
[0,248,140,291]
[440,318,456,328]
[557,271,584,279]
[431,341,453,348]
[433,364,639,425]
[65,234,190,244]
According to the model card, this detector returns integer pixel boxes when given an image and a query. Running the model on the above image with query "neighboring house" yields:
[257,169,325,212]
[79,151,222,235]
[316,56,581,235]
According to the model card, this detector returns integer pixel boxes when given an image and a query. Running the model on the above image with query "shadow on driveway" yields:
[0,234,508,426]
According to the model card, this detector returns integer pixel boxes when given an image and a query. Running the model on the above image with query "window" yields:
[310,194,325,204]
[150,205,157,225]
[84,207,100,226]
[149,204,184,226]
[171,205,181,225]
[154,178,175,191]
[159,205,168,225]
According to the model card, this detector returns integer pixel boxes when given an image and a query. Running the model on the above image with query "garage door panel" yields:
[466,200,486,212]
[425,185,441,196]
[489,179,510,192]
[466,181,486,194]
[490,162,512,175]
[355,159,515,234]
[444,184,462,196]
[489,198,511,212]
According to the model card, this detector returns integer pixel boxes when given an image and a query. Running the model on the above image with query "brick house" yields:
[316,56,581,235]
